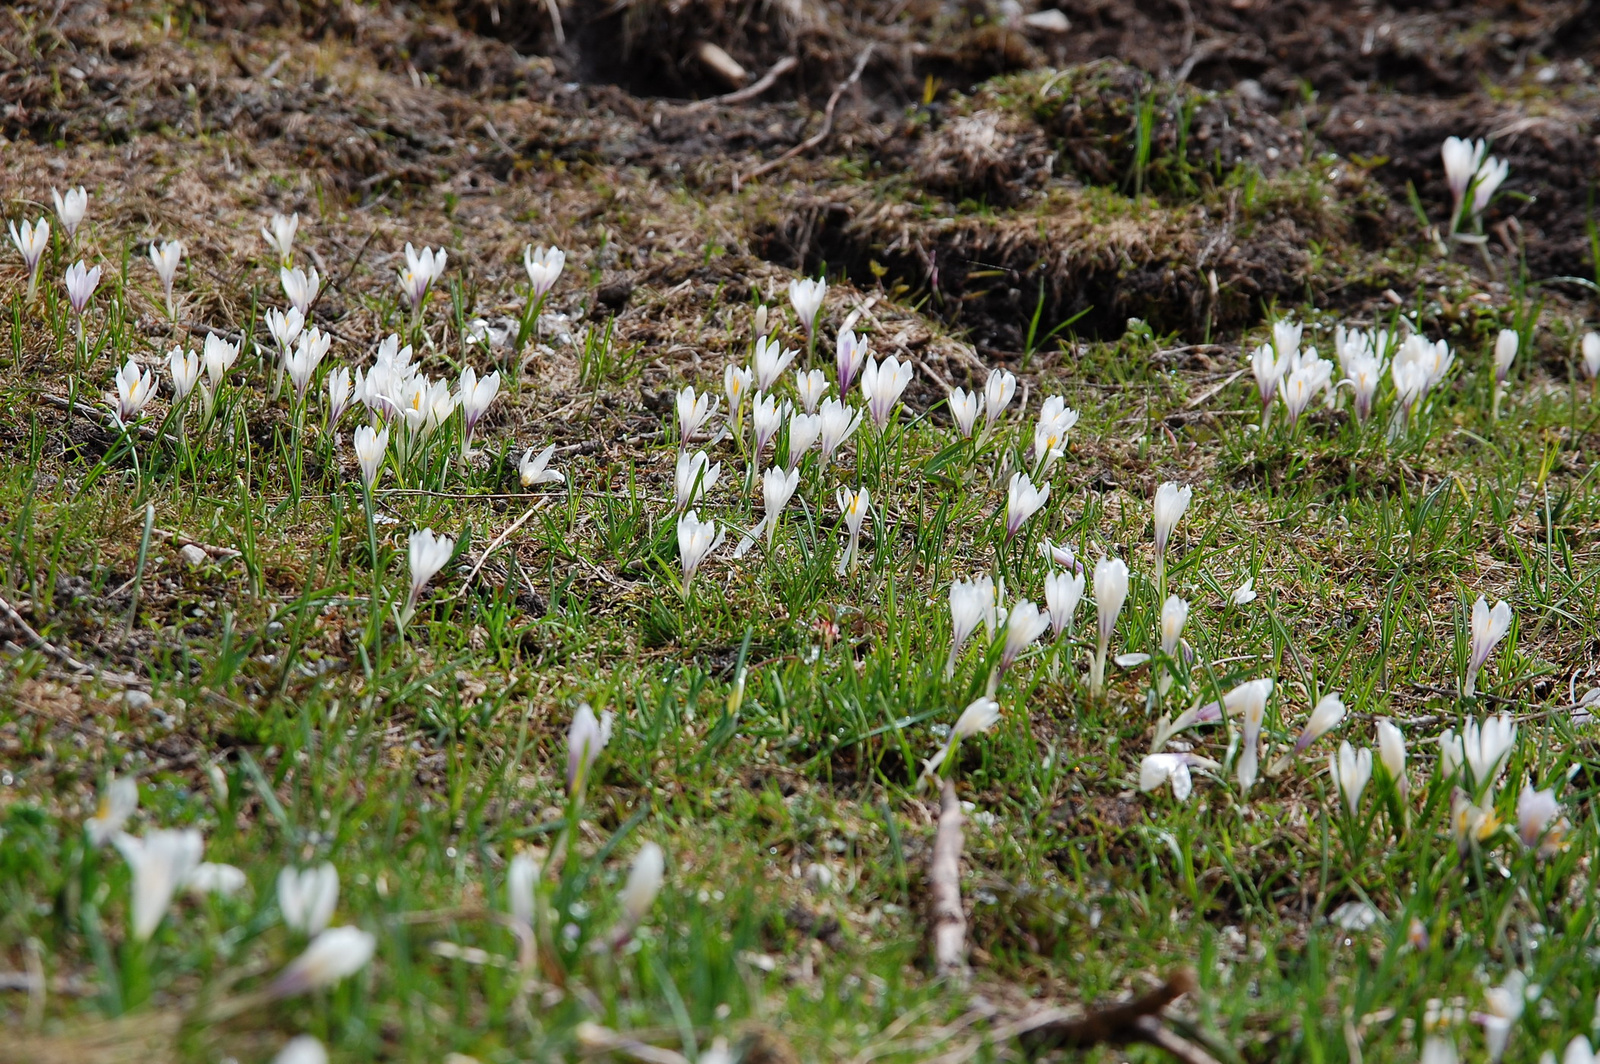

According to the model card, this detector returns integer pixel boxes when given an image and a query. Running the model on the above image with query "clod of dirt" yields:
[912,109,1054,206]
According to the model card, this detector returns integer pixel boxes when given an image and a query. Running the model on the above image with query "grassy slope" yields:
[3,5,1600,1064]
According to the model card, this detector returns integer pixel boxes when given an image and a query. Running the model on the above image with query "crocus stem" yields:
[1090,644,1107,697]
[985,666,1000,698]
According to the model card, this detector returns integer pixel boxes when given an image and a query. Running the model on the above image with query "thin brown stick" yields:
[680,55,799,113]
[928,777,967,980]
[453,502,549,598]
[1013,970,1220,1064]
[735,45,874,190]
[151,527,242,561]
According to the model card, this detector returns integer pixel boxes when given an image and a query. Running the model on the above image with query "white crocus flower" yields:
[64,260,101,318]
[9,217,50,300]
[456,367,501,452]
[52,186,88,238]
[1140,753,1204,801]
[507,852,539,927]
[948,387,982,438]
[273,1035,328,1064]
[114,829,204,941]
[325,366,352,426]
[753,336,797,392]
[753,304,771,340]
[1343,352,1384,422]
[1440,713,1516,796]
[262,212,298,266]
[1281,354,1333,428]
[519,443,563,487]
[795,368,828,414]
[1157,595,1188,696]
[1376,718,1408,798]
[404,528,455,619]
[676,510,722,594]
[266,306,306,363]
[751,392,784,459]
[1582,332,1600,380]
[353,425,389,489]
[757,466,800,548]
[269,926,376,998]
[1230,578,1257,606]
[285,330,330,400]
[1234,676,1271,792]
[788,276,826,336]
[1493,329,1518,385]
[112,358,157,425]
[859,354,914,429]
[1477,971,1526,1063]
[817,398,862,469]
[999,599,1050,673]
[1442,137,1486,210]
[946,575,994,678]
[619,842,666,926]
[1089,556,1129,697]
[278,863,339,936]
[567,702,615,796]
[1152,482,1191,578]
[168,346,202,405]
[836,486,869,575]
[1464,596,1513,697]
[1040,538,1080,572]
[280,266,320,317]
[1004,471,1049,540]
[723,364,753,418]
[1273,318,1302,362]
[1044,570,1085,640]
[186,862,248,897]
[835,328,869,394]
[674,450,720,512]
[1515,783,1564,853]
[981,369,1016,440]
[1291,692,1346,755]
[1249,342,1288,413]
[786,411,822,470]
[86,776,138,846]
[1031,396,1079,476]
[1471,156,1509,219]
[676,385,716,445]
[1331,741,1372,816]
[523,244,565,298]
[920,696,1001,781]
[149,240,183,317]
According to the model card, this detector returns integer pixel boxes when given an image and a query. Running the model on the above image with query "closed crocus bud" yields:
[835,486,869,576]
[1330,741,1372,816]
[202,332,240,389]
[278,863,339,936]
[507,851,539,927]
[1235,678,1270,793]
[1292,692,1346,755]
[816,398,862,469]
[114,829,205,941]
[1004,471,1049,540]
[270,926,376,998]
[1464,596,1513,698]
[920,697,1001,781]
[859,354,914,429]
[751,392,783,457]
[676,509,721,594]
[353,424,389,489]
[1583,333,1600,381]
[457,367,501,452]
[676,385,714,445]
[186,862,248,897]
[405,528,456,613]
[620,842,665,924]
[1089,557,1130,697]
[1152,482,1191,573]
[1044,571,1085,640]
[788,276,826,335]
[9,216,49,299]
[1421,1034,1460,1064]
[1159,596,1188,658]
[947,575,993,678]
[1442,137,1485,203]
[1250,342,1287,409]
[567,702,615,796]
[1563,1037,1596,1064]
[325,366,352,426]
[86,775,138,846]
[1516,783,1563,852]
[1494,329,1518,384]
[262,212,299,266]
[723,364,752,415]
[281,266,320,317]
[948,387,982,438]
[835,328,868,394]
[1273,317,1302,363]
[981,369,1016,438]
[273,1035,328,1064]
[786,411,822,470]
[149,240,184,316]
[1376,718,1408,797]
[52,186,88,238]
[759,466,800,547]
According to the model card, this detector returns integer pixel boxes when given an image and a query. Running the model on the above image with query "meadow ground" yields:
[4,1,1600,1062]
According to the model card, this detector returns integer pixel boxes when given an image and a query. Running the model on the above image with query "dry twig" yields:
[928,778,968,981]
[679,55,798,113]
[735,45,873,190]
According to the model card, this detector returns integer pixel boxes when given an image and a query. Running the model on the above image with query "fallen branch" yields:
[680,55,798,113]
[928,778,967,981]
[1012,969,1219,1064]
[735,45,873,190]
[152,527,242,561]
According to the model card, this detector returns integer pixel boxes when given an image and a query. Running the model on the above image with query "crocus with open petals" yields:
[786,411,821,470]
[270,926,375,998]
[64,260,101,319]
[920,696,1001,781]
[675,450,720,512]
[281,266,319,317]
[262,212,298,266]
[113,358,157,425]
[676,385,716,446]
[1516,783,1562,852]
[1141,753,1201,801]
[1464,596,1512,697]
[86,776,138,846]
[817,398,862,469]
[982,369,1016,440]
[1005,471,1049,540]
[53,186,88,239]
[114,829,204,941]
[523,244,564,297]
[168,346,202,404]
[724,364,752,418]
[1439,713,1516,796]
[795,368,828,414]
[836,486,869,575]
[754,337,797,392]
[354,425,388,489]
[999,599,1050,673]
[519,443,564,487]
[860,354,913,429]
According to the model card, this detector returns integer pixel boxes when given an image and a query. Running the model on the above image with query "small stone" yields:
[179,543,208,566]
[120,690,153,711]
[1023,9,1070,32]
